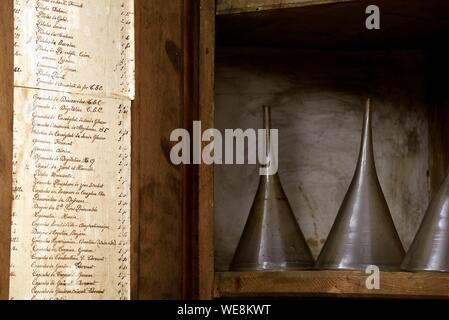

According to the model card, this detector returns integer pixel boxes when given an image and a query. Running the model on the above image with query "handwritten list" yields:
[10,0,133,300]
[14,0,135,99]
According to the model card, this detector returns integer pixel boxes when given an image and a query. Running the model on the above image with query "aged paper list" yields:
[10,0,134,300]
[14,0,135,99]
[10,87,131,300]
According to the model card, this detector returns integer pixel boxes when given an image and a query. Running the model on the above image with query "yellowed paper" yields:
[14,0,135,100]
[10,87,131,300]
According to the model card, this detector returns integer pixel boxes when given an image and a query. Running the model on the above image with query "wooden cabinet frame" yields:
[0,0,214,300]
[198,0,449,300]
[2,0,449,300]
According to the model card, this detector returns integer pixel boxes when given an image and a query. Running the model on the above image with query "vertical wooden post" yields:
[130,1,140,299]
[181,0,199,299]
[0,0,13,300]
[134,0,185,299]
[0,0,211,300]
[198,0,216,300]
[134,0,215,300]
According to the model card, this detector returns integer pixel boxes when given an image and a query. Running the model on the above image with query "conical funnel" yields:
[315,99,405,271]
[401,171,449,272]
[230,106,314,271]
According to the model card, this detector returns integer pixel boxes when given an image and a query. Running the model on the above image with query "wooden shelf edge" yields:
[216,0,355,15]
[214,271,449,299]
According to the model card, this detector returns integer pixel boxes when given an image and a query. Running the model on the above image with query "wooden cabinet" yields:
[1,0,449,300]
[0,0,197,300]
[198,0,449,299]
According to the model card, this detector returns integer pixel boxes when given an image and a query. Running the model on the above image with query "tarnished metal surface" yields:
[230,106,314,271]
[315,99,405,271]
[214,50,429,271]
[402,172,449,272]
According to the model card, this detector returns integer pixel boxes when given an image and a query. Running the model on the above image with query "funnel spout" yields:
[230,106,314,271]
[315,98,404,271]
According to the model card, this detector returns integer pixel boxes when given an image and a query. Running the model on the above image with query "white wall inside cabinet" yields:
[214,48,430,271]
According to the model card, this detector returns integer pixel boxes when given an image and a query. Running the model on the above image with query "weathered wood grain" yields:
[0,0,13,300]
[215,271,449,298]
[217,0,353,15]
[198,0,216,300]
[134,0,184,299]
[130,1,141,300]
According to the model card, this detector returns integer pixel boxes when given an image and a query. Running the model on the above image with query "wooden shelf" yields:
[217,0,352,15]
[214,271,449,299]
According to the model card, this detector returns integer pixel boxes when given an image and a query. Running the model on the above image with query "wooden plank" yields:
[0,0,13,300]
[135,0,185,299]
[215,271,449,299]
[181,0,199,299]
[217,0,353,15]
[198,0,216,300]
[130,0,141,299]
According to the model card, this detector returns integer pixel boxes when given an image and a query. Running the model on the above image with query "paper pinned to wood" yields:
[14,0,135,100]
[10,0,134,300]
[10,87,131,300]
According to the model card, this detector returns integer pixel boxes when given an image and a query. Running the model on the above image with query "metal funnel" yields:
[401,171,449,272]
[315,99,405,271]
[229,106,314,271]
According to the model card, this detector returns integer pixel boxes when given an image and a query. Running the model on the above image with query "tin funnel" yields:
[229,106,314,271]
[315,99,405,271]
[401,171,449,272]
